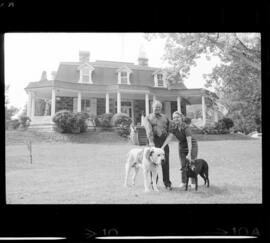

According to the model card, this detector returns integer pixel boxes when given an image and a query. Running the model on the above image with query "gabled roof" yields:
[77,62,95,70]
[55,61,159,86]
[51,60,188,89]
[116,65,133,73]
[152,69,166,75]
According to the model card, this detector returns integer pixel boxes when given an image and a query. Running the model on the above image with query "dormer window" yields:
[157,74,164,87]
[120,71,128,84]
[82,68,90,82]
[153,70,167,88]
[117,66,132,85]
[78,63,95,83]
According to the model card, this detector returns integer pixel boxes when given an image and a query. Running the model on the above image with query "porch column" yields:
[177,96,181,113]
[31,92,35,119]
[51,88,56,118]
[27,91,32,117]
[105,93,110,113]
[145,93,149,116]
[202,95,206,126]
[153,95,156,103]
[77,91,82,112]
[117,91,121,113]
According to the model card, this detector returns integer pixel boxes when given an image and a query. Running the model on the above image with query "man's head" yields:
[152,100,162,115]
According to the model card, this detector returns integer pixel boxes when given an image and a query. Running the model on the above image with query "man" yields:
[143,100,172,190]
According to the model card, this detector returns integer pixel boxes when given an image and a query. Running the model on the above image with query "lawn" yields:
[5,131,262,204]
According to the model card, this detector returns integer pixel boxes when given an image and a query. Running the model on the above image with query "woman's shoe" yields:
[178,183,186,188]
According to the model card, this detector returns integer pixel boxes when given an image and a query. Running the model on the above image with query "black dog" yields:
[182,159,210,191]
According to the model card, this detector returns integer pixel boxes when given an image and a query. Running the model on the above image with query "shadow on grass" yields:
[6,130,258,145]
[191,134,257,141]
[6,130,129,145]
[169,184,244,197]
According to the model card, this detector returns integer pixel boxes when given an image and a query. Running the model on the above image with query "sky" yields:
[4,33,220,111]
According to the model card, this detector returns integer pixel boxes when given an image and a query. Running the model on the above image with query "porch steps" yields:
[28,124,55,132]
[136,126,148,146]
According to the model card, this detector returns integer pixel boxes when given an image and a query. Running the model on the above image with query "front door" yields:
[121,101,132,117]
[121,106,132,116]
[115,100,133,118]
[81,99,91,113]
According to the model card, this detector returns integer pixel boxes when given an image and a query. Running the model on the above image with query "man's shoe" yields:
[190,184,196,189]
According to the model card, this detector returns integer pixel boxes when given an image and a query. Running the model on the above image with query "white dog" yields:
[124,147,165,192]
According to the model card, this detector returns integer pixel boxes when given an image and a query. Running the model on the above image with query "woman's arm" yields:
[186,136,192,161]
[161,133,174,149]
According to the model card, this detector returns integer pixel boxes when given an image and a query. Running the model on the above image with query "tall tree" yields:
[145,33,261,133]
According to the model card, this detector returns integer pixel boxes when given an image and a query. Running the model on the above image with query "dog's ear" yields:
[145,148,154,161]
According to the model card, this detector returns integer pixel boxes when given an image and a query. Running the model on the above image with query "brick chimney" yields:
[138,45,148,66]
[40,71,47,81]
[51,71,56,80]
[79,50,90,63]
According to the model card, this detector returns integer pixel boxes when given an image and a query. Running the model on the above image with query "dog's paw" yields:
[153,188,160,192]
[144,189,151,193]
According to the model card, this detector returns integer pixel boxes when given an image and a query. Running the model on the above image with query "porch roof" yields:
[25,80,218,104]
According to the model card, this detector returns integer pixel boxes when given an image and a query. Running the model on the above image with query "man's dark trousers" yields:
[153,134,172,187]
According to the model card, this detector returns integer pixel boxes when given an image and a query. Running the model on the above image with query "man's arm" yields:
[143,116,155,146]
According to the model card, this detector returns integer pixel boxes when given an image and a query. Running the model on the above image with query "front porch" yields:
[26,83,219,128]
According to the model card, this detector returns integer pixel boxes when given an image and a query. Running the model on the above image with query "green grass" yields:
[5,130,262,204]
[5,129,255,146]
[5,129,128,145]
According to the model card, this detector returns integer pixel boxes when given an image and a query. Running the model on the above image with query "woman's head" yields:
[172,111,184,123]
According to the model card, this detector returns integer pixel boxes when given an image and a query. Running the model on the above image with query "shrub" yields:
[112,113,132,137]
[204,117,234,134]
[220,117,234,130]
[75,112,90,132]
[202,120,230,135]
[53,110,91,133]
[7,119,20,130]
[19,115,31,128]
[201,125,219,135]
[97,113,114,128]
[53,110,74,133]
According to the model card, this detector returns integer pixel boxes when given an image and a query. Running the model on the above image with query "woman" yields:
[161,111,198,188]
